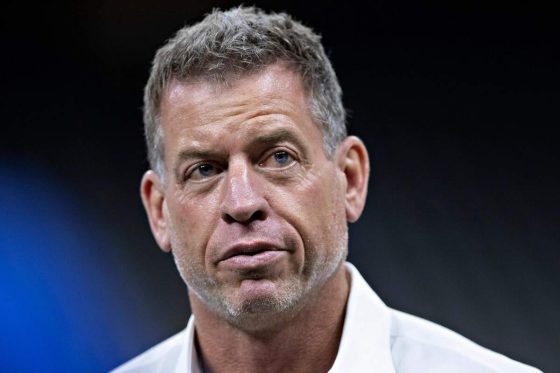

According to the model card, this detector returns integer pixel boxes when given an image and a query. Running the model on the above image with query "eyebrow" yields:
[246,129,307,153]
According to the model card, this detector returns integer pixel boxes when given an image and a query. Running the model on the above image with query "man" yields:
[114,7,540,373]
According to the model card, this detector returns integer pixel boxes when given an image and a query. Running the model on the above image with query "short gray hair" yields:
[144,6,347,178]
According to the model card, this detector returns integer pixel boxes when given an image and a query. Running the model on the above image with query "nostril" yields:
[223,213,236,224]
[222,209,266,225]
[251,210,266,221]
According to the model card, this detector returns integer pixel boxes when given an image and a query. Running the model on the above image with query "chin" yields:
[221,283,305,331]
[224,299,297,332]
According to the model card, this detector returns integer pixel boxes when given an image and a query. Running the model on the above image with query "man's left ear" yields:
[336,136,370,223]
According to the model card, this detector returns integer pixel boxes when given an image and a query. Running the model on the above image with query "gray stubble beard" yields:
[172,228,348,332]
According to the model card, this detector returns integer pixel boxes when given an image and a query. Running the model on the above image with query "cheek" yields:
[167,190,221,261]
[279,168,347,249]
[303,167,344,217]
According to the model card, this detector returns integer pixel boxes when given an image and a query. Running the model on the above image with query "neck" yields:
[189,264,350,373]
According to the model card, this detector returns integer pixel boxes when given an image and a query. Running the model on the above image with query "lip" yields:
[217,241,287,270]
[219,241,282,260]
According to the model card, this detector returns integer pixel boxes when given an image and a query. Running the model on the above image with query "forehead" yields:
[159,64,313,135]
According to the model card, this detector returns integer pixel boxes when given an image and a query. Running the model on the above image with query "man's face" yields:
[153,64,350,328]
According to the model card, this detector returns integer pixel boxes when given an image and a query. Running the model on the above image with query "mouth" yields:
[218,242,288,271]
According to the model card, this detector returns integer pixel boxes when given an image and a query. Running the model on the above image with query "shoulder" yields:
[111,330,186,373]
[388,309,541,373]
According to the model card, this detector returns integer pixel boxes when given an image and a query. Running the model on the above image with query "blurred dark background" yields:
[1,1,558,371]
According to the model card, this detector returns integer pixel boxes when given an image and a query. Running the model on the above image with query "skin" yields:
[141,63,370,373]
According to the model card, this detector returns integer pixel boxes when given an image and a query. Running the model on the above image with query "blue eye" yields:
[259,150,295,169]
[199,164,215,176]
[188,163,221,181]
[273,151,291,165]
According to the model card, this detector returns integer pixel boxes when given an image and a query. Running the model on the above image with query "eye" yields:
[186,162,223,181]
[259,150,296,169]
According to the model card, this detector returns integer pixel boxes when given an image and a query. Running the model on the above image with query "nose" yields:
[221,159,268,224]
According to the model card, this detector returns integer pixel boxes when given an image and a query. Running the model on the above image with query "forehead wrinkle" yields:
[197,94,301,131]
[162,65,309,131]
[184,112,296,147]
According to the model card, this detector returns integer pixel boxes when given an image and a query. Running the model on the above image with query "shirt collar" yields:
[179,316,201,373]
[329,262,396,372]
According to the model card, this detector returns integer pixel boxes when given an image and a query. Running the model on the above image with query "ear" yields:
[336,136,370,223]
[140,170,172,252]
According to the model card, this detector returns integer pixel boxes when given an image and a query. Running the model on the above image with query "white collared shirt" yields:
[113,263,541,372]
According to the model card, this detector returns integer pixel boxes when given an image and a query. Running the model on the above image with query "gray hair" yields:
[144,6,347,178]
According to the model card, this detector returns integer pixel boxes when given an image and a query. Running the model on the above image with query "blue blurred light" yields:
[0,163,127,372]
